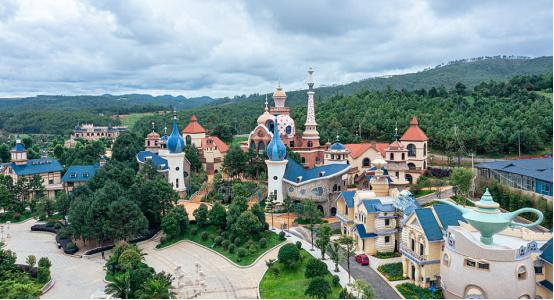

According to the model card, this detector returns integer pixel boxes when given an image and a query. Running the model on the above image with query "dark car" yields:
[355,254,370,266]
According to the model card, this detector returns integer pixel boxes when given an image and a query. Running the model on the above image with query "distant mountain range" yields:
[0,56,551,114]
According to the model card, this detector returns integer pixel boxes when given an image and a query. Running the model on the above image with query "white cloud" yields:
[0,0,551,98]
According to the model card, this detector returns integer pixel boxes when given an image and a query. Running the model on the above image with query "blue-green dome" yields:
[329,135,345,151]
[267,115,286,161]
[167,116,185,153]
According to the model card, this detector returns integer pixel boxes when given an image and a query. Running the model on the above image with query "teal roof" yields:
[355,224,377,239]
[540,238,552,264]
[539,279,553,292]
[11,158,63,176]
[433,204,466,229]
[136,151,169,171]
[415,208,443,242]
[62,164,99,182]
[283,159,349,184]
[339,191,355,208]
[362,199,395,213]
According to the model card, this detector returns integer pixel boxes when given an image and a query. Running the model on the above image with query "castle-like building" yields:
[64,123,128,147]
[246,68,428,215]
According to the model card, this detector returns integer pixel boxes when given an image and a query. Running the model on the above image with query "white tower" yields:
[162,112,187,198]
[265,115,288,204]
[302,67,320,145]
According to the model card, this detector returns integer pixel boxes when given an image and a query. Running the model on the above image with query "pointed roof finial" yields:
[264,94,269,112]
[306,67,315,90]
[163,121,168,135]
[394,121,399,140]
[151,121,156,132]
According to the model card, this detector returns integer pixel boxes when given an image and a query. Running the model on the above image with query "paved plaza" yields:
[3,219,106,299]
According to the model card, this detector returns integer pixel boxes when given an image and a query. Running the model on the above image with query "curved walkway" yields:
[3,219,106,299]
[139,238,282,298]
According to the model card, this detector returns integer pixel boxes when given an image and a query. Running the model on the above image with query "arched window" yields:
[362,158,371,167]
[390,153,394,160]
[267,120,274,132]
[442,253,450,266]
[249,141,256,150]
[186,135,192,145]
[424,161,427,169]
[331,154,335,159]
[301,157,306,164]
[402,153,405,160]
[258,141,265,152]
[464,285,486,299]
[307,141,313,147]
[285,125,292,134]
[333,184,338,192]
[517,265,527,280]
[330,207,337,216]
[405,174,413,184]
[407,144,416,157]
[408,163,416,170]
[423,143,427,156]
[176,178,179,188]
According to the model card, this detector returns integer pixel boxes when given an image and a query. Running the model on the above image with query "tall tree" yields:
[338,234,356,284]
[112,132,143,164]
[106,198,148,241]
[222,145,247,179]
[303,200,321,251]
[315,224,332,260]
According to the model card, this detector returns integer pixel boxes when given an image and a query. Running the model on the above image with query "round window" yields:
[176,167,180,171]
[273,176,278,180]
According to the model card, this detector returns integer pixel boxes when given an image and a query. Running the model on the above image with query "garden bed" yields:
[156,223,282,266]
[413,189,435,198]
[259,249,342,299]
[0,210,33,223]
[377,262,405,281]
[396,283,443,299]
[373,251,401,259]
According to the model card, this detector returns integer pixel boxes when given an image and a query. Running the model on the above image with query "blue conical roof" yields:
[267,115,287,161]
[167,115,185,153]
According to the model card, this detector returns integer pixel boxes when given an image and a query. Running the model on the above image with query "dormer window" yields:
[83,172,89,178]
[517,266,527,280]
[296,176,302,183]
[319,171,326,177]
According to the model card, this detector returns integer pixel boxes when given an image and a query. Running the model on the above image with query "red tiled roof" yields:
[387,140,405,150]
[345,143,388,158]
[183,114,206,134]
[400,116,428,141]
[201,136,229,153]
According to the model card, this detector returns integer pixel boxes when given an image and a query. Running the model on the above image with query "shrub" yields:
[221,231,228,239]
[296,241,302,249]
[190,227,198,236]
[237,247,248,258]
[159,236,167,244]
[66,242,77,251]
[201,231,209,241]
[234,237,241,247]
[332,275,340,287]
[222,239,230,250]
[305,276,331,299]
[38,257,51,269]
[305,258,329,278]
[58,228,72,239]
[279,231,286,240]
[118,249,142,271]
[396,283,443,299]
[37,266,50,284]
[378,263,405,281]
[339,288,353,299]
[214,236,223,246]
[259,237,267,248]
[277,243,301,269]
[228,244,236,254]
[248,244,258,254]
[46,221,55,228]
[54,222,63,229]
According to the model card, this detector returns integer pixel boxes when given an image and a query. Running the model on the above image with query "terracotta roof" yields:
[146,131,160,139]
[400,116,428,141]
[201,136,229,153]
[183,114,206,134]
[387,140,405,150]
[345,143,388,159]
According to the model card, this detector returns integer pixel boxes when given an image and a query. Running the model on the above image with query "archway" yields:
[405,174,413,184]
[317,205,324,214]
[408,163,416,170]
[258,141,266,152]
[249,140,256,150]
[464,285,486,299]
[330,207,337,216]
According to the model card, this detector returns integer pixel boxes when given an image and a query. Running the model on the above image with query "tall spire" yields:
[394,121,399,140]
[264,94,269,112]
[151,121,156,132]
[303,67,319,143]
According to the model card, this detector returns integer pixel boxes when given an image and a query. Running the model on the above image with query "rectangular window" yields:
[478,262,489,270]
[465,258,476,268]
[385,236,390,243]
[534,266,543,274]
[48,179,54,184]
[411,239,415,251]
[385,219,390,226]
[419,243,424,255]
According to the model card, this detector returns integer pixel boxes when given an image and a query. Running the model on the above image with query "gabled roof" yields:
[540,238,553,264]
[362,199,395,213]
[136,151,169,171]
[476,158,552,183]
[433,204,466,229]
[183,114,207,134]
[11,158,63,176]
[62,164,100,182]
[400,116,428,141]
[414,208,443,242]
[355,224,377,239]
[339,191,356,208]
[201,136,229,153]
[283,159,350,185]
[345,143,388,159]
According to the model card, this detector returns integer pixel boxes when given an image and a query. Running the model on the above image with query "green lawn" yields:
[230,135,248,147]
[119,112,156,128]
[259,250,342,299]
[413,189,435,198]
[377,262,405,281]
[157,224,282,266]
[0,210,33,223]
[396,283,443,299]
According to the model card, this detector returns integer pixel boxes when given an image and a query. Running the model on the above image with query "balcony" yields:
[400,242,430,263]
[336,213,353,224]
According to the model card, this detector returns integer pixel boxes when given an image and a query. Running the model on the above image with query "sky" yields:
[0,0,552,98]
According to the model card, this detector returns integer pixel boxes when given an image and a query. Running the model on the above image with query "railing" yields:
[335,213,353,223]
[400,242,429,262]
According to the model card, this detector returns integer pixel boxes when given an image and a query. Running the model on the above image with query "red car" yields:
[355,254,370,266]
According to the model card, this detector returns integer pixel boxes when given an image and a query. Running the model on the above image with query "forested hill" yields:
[0,94,215,114]
[134,74,553,156]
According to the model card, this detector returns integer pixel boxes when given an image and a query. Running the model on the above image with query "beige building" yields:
[400,204,466,289]
[65,123,128,147]
[182,115,228,175]
[535,238,552,299]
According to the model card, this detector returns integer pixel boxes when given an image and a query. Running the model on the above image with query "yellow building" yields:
[400,204,465,288]
[535,238,553,299]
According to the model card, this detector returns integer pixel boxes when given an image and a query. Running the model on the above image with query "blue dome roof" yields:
[330,142,345,150]
[267,115,286,161]
[12,142,26,152]
[166,117,185,153]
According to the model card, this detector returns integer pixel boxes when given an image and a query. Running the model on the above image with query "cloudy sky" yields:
[0,0,551,98]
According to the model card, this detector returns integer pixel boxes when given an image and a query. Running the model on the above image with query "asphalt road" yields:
[339,255,401,299]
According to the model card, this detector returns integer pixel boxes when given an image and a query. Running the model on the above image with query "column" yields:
[414,266,421,287]
[402,258,408,278]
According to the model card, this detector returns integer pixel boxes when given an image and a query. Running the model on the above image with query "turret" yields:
[265,115,288,204]
[167,113,185,154]
[11,135,27,165]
